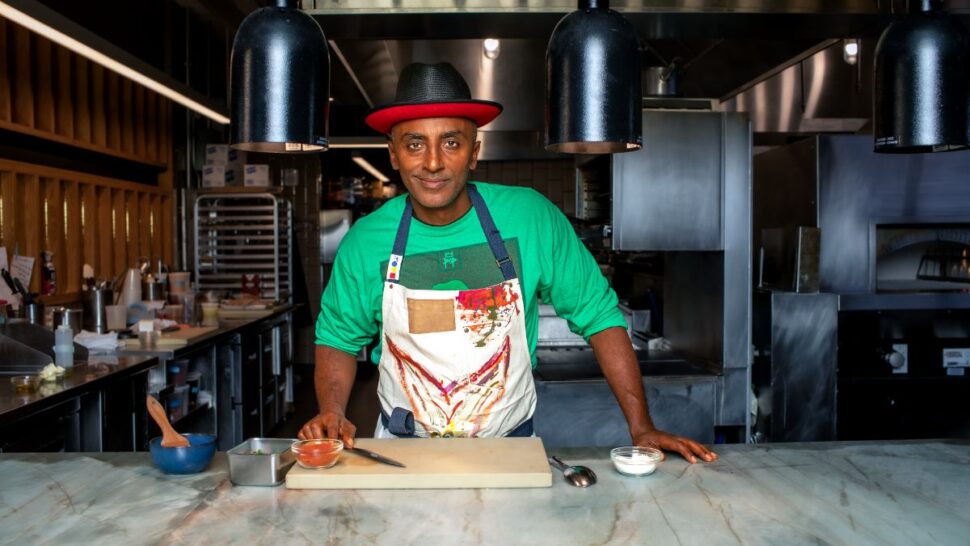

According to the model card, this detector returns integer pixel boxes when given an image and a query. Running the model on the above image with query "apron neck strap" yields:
[467,185,517,282]
[386,184,517,283]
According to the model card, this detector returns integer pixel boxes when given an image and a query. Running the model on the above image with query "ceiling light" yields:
[0,0,229,124]
[352,156,389,182]
[873,1,970,153]
[842,39,859,65]
[230,0,330,153]
[328,137,388,149]
[545,0,642,154]
[483,38,501,60]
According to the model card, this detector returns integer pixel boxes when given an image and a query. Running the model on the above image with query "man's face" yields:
[387,117,480,221]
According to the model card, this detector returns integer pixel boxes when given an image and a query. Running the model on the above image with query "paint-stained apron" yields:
[376,184,536,438]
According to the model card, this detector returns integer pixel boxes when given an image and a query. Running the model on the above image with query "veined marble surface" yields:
[1,440,968,545]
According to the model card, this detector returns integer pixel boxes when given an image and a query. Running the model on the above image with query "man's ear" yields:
[387,134,400,171]
[469,139,481,171]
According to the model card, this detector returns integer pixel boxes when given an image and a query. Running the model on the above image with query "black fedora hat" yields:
[364,62,503,134]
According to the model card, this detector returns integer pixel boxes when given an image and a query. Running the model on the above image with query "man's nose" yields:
[424,145,443,172]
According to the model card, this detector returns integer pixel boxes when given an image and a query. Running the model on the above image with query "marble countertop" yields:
[1,440,968,545]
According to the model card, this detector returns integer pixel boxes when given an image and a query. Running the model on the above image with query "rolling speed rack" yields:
[194,193,293,302]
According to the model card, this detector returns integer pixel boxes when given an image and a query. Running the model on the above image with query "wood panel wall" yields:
[0,18,176,303]
[0,159,173,297]
[0,19,171,167]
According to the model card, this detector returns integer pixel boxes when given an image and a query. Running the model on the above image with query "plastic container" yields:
[53,325,74,368]
[149,433,216,474]
[610,446,663,476]
[166,393,185,422]
[105,304,127,330]
[200,302,219,326]
[168,272,191,295]
[10,375,39,393]
[167,359,189,386]
[173,385,190,417]
[228,438,297,486]
[185,372,202,408]
[197,390,213,408]
[291,439,343,469]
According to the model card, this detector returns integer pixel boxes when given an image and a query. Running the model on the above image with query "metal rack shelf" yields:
[194,193,293,302]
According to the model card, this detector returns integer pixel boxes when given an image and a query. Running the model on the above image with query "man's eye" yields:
[407,142,423,151]
[444,140,460,148]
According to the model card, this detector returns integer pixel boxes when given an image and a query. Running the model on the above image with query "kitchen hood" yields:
[292,1,970,157]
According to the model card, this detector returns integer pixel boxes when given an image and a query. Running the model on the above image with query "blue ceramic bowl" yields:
[149,433,217,474]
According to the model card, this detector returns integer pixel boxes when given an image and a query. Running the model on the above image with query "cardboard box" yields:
[202,165,236,187]
[243,164,271,187]
[204,145,246,166]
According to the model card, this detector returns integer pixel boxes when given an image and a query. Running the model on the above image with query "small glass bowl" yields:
[610,446,663,477]
[10,375,40,394]
[291,439,343,469]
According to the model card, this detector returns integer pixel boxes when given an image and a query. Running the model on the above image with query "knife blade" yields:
[348,446,406,468]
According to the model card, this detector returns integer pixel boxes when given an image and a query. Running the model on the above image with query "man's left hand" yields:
[633,430,718,464]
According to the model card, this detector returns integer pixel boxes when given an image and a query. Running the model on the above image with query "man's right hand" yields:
[298,412,357,448]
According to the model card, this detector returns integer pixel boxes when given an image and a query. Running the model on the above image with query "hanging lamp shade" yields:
[873,0,970,153]
[545,0,642,154]
[230,0,330,152]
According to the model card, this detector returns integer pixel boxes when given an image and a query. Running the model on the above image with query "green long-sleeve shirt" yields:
[315,182,626,365]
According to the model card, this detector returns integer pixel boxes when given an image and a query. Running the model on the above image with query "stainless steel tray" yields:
[228,438,297,486]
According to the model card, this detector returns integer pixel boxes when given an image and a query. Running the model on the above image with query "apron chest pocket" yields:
[406,298,456,334]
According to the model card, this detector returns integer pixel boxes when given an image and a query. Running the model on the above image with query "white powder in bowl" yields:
[610,447,662,476]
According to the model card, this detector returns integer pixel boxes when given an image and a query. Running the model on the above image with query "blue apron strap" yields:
[467,185,518,281]
[386,199,414,284]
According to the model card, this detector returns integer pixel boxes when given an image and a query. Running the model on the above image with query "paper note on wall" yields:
[11,255,35,290]
[0,247,12,306]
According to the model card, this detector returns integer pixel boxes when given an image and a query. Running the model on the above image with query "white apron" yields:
[376,185,536,438]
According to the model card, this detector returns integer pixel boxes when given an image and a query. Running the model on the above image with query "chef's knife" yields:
[348,446,406,468]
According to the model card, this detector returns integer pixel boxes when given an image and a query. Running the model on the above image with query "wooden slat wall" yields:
[0,18,177,302]
[0,159,173,296]
[0,18,173,167]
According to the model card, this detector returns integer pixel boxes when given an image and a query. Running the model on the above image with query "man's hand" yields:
[633,430,717,464]
[298,411,357,448]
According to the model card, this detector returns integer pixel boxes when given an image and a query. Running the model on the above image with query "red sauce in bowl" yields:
[292,439,343,469]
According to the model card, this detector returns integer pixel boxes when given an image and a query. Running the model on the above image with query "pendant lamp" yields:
[545,0,642,154]
[230,0,330,152]
[873,0,970,153]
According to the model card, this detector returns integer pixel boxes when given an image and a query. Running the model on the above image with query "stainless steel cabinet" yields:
[533,377,717,448]
[218,317,292,448]
[612,111,749,251]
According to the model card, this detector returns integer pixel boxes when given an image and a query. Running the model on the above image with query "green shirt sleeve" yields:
[534,195,627,339]
[314,227,381,356]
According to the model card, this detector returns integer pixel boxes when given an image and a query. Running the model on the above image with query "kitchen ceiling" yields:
[223,0,970,154]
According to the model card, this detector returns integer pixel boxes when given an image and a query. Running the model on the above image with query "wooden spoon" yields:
[146,395,190,447]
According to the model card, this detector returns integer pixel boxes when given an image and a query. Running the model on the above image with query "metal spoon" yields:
[549,455,597,488]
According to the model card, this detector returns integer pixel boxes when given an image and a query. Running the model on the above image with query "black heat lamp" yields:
[874,0,970,153]
[545,0,642,154]
[230,0,330,153]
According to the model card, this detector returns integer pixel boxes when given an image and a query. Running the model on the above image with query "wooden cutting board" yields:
[123,326,218,347]
[285,437,552,490]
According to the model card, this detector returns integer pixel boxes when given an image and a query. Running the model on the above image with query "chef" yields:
[300,62,716,463]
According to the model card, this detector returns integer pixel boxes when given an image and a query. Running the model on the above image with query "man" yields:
[300,62,716,463]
